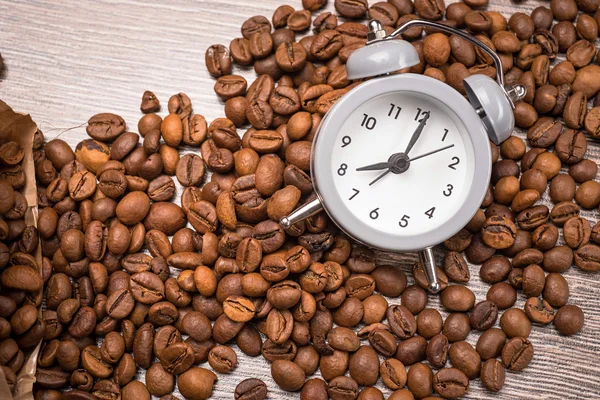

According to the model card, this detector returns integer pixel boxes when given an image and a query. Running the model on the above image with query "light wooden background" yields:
[1,1,599,399]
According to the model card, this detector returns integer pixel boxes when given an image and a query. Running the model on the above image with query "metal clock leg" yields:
[419,247,442,294]
[280,198,323,229]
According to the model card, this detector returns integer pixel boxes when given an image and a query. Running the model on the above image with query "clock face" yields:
[330,91,476,236]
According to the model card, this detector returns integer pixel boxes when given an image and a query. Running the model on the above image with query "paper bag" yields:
[0,99,41,400]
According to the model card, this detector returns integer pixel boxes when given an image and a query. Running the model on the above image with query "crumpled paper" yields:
[0,99,41,400]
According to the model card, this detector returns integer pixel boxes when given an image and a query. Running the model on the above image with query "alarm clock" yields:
[280,19,526,293]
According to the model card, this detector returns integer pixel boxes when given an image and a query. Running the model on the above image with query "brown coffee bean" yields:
[425,333,448,369]
[178,367,217,400]
[379,358,407,391]
[271,360,305,391]
[387,305,417,339]
[335,0,368,18]
[235,378,268,400]
[481,359,505,392]
[566,40,596,68]
[500,308,532,338]
[206,45,232,78]
[206,345,237,374]
[433,368,469,398]
[524,297,555,325]
[501,337,534,371]
[407,363,434,399]
[328,376,359,400]
[542,273,569,309]
[214,75,248,101]
[476,328,506,361]
[86,113,126,142]
[288,10,312,31]
[311,30,343,61]
[574,243,600,272]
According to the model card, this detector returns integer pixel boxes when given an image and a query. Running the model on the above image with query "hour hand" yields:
[356,161,393,171]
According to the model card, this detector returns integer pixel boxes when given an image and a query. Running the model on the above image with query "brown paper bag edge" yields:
[0,99,41,400]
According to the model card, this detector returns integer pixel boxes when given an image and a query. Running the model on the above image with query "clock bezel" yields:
[311,73,492,252]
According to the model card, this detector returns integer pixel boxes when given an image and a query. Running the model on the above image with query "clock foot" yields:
[418,247,442,294]
[280,198,323,229]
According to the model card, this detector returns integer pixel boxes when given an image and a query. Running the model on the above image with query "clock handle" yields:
[280,198,323,229]
[418,247,442,294]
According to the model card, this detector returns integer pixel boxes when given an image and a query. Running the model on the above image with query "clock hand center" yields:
[366,145,454,187]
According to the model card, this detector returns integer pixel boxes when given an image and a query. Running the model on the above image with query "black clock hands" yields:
[369,169,392,186]
[404,111,430,155]
[409,144,455,162]
[366,144,454,186]
[358,143,454,172]
[356,161,394,171]
[359,144,455,187]
[358,112,431,186]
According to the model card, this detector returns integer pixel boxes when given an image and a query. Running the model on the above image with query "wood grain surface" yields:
[1,1,599,399]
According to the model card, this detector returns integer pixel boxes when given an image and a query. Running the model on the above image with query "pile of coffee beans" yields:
[0,137,44,393]
[1,0,597,399]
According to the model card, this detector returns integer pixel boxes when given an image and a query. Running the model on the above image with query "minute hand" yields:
[403,112,430,155]
[410,144,455,162]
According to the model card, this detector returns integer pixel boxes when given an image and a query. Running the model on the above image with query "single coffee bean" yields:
[334,0,368,18]
[387,305,417,339]
[426,333,448,369]
[470,300,499,330]
[501,337,534,371]
[476,328,506,361]
[406,363,434,399]
[206,45,232,78]
[86,113,126,142]
[543,273,570,308]
[448,341,481,379]
[235,378,268,400]
[433,368,469,398]
[481,359,506,392]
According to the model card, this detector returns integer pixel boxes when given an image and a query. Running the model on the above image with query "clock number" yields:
[399,215,410,228]
[370,208,380,220]
[448,157,460,170]
[443,184,454,197]
[337,163,348,176]
[425,207,435,219]
[414,108,430,121]
[341,136,352,148]
[349,188,360,200]
[361,114,377,130]
[442,129,449,142]
[388,103,402,119]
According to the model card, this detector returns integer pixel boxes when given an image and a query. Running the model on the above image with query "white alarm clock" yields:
[280,20,526,293]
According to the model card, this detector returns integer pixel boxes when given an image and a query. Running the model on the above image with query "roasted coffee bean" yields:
[524,297,555,324]
[387,305,417,339]
[470,300,499,330]
[176,154,206,187]
[407,363,434,399]
[476,328,506,361]
[271,360,305,391]
[442,251,470,283]
[433,368,469,398]
[87,113,126,142]
[574,244,600,272]
[206,44,232,78]
[235,378,268,400]
[502,337,534,371]
[335,0,368,18]
[177,367,217,400]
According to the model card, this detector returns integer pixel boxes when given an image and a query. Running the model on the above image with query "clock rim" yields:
[311,73,492,252]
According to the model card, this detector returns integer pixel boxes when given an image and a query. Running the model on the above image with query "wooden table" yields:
[1,0,599,399]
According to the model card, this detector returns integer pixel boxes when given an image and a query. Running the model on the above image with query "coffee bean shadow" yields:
[0,59,7,81]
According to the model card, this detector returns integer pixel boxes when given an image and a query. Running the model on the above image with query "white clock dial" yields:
[330,91,475,236]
